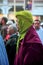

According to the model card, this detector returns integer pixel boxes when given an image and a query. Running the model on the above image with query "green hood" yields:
[16,10,33,33]
[16,10,33,39]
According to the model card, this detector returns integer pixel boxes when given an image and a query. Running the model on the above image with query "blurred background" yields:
[0,0,43,22]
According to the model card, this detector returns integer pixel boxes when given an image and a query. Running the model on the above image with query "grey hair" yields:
[8,24,18,33]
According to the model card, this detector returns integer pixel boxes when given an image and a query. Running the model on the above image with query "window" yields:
[16,6,24,11]
[16,0,24,3]
[34,0,43,3]
[8,6,14,12]
[8,0,14,3]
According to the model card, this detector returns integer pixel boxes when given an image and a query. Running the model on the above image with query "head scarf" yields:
[16,10,33,40]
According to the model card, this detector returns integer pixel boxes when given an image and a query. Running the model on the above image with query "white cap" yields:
[6,20,13,25]
[40,22,43,25]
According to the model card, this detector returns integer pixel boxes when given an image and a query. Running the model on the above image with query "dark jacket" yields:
[6,34,18,65]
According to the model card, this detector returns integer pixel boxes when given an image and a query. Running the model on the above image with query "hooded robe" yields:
[14,11,43,65]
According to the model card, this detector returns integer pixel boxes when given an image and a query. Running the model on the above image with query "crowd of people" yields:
[0,16,19,65]
[0,11,43,65]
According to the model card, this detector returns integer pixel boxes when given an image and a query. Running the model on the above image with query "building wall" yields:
[0,0,25,15]
[32,0,43,15]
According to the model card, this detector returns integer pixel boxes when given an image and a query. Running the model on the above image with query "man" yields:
[14,11,43,65]
[0,35,9,65]
[33,20,43,44]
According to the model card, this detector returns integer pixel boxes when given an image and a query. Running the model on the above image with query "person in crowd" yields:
[6,24,18,65]
[14,11,43,65]
[1,17,8,38]
[7,24,18,37]
[5,20,17,41]
[33,20,43,44]
[0,17,8,34]
[1,20,14,42]
[0,35,9,65]
[1,17,8,26]
[26,0,32,10]
[1,25,7,40]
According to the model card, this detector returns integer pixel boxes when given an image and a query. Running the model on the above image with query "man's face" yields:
[34,20,40,29]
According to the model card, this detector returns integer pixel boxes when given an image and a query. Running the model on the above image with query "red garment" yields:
[5,34,10,41]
